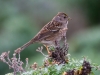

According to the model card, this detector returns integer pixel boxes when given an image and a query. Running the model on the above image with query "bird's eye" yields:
[64,16,66,18]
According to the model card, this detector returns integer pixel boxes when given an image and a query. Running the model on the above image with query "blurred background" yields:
[0,0,100,74]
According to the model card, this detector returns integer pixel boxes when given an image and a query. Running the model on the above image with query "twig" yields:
[36,46,48,57]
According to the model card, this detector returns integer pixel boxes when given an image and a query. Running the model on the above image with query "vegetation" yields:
[0,38,100,75]
[0,0,100,74]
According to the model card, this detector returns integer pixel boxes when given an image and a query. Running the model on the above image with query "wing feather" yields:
[33,21,62,41]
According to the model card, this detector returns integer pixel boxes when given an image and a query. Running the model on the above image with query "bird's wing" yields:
[33,21,62,41]
[46,21,63,31]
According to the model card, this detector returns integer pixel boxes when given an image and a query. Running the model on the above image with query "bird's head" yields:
[52,12,71,24]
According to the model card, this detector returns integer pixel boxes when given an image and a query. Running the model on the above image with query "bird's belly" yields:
[40,40,55,46]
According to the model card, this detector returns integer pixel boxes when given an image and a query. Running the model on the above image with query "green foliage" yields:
[0,0,100,74]
[5,57,100,75]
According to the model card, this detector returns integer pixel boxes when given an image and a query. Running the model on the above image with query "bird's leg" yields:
[62,28,67,45]
[55,40,60,49]
[44,45,51,55]
[61,27,68,46]
[63,35,67,45]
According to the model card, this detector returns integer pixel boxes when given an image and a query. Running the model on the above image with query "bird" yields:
[15,12,70,54]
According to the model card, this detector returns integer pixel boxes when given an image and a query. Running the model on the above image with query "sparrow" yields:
[15,12,70,53]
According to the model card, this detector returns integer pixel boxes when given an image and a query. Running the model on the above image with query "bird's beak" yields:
[68,17,71,20]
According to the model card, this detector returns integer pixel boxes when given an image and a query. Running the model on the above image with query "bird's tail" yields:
[15,38,35,52]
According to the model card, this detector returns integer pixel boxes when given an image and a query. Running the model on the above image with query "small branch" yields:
[36,46,48,57]
[25,58,29,69]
